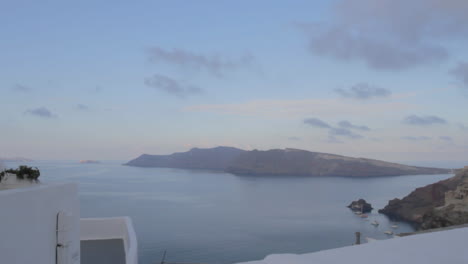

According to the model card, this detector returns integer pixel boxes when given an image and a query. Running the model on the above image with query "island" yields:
[125,147,450,177]
[348,199,373,213]
[79,160,101,164]
[0,157,33,162]
[379,166,468,230]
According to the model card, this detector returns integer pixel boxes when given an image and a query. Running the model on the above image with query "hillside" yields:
[126,147,450,177]
[225,148,450,177]
[125,146,245,170]
[379,167,468,229]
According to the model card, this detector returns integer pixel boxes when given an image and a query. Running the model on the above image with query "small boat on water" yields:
[360,214,368,218]
[391,225,398,229]
[371,220,379,226]
[355,211,362,215]
[384,231,393,235]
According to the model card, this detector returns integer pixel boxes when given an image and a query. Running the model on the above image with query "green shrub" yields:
[0,165,40,182]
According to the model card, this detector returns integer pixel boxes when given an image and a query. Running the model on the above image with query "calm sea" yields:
[3,161,453,264]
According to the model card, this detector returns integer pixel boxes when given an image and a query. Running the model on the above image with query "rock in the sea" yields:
[348,199,373,213]
[379,167,468,230]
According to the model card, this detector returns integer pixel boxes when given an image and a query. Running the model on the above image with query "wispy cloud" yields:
[288,136,301,141]
[449,62,468,88]
[329,127,363,139]
[299,0,468,70]
[402,115,447,126]
[303,118,331,128]
[326,136,344,144]
[458,124,468,132]
[147,47,254,77]
[401,136,432,141]
[338,120,370,131]
[25,107,57,118]
[186,99,414,118]
[145,74,203,98]
[12,84,32,92]
[335,83,391,100]
[303,118,364,140]
[76,104,89,111]
[439,136,453,141]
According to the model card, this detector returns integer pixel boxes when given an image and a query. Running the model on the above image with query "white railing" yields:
[80,217,138,264]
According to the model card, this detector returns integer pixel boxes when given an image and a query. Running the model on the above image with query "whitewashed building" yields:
[0,181,137,264]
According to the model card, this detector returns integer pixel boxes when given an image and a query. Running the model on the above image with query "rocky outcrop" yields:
[126,147,451,177]
[348,199,373,213]
[379,167,468,230]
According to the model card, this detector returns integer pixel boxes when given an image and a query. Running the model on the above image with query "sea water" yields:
[3,161,453,264]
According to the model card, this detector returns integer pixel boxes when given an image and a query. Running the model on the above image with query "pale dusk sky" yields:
[1,0,467,166]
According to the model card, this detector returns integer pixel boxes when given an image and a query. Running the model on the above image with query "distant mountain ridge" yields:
[0,157,33,162]
[125,147,450,177]
[125,146,245,170]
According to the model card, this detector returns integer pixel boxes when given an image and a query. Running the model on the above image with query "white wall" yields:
[0,183,80,264]
[238,227,468,264]
[80,217,138,264]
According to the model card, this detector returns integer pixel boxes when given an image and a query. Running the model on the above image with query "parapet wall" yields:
[0,183,80,264]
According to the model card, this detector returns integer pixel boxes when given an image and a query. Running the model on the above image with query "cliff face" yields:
[379,168,468,230]
[125,147,450,177]
[225,148,450,177]
[125,146,245,170]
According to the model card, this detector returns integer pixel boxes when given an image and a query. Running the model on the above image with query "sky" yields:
[1,0,468,166]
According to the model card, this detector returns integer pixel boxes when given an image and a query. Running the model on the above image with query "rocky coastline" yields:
[125,147,451,177]
[379,167,468,230]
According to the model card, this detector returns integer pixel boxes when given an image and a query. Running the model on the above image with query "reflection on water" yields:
[4,161,453,264]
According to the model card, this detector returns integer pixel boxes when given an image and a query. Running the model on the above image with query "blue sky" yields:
[1,0,468,165]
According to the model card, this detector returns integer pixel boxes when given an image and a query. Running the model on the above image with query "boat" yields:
[371,220,379,226]
[391,225,398,229]
[384,231,394,235]
[360,214,368,218]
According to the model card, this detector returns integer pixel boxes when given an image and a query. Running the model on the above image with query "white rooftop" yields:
[240,227,468,264]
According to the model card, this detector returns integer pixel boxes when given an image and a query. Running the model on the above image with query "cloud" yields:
[304,118,363,140]
[335,83,391,100]
[25,107,56,118]
[93,86,103,93]
[12,84,32,92]
[76,104,89,111]
[458,124,468,132]
[288,136,301,141]
[338,120,370,131]
[299,0,468,70]
[402,115,447,126]
[147,47,254,77]
[326,136,344,144]
[449,62,468,88]
[186,99,415,118]
[439,136,453,141]
[303,118,331,128]
[145,74,203,98]
[329,127,363,139]
[401,136,432,141]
